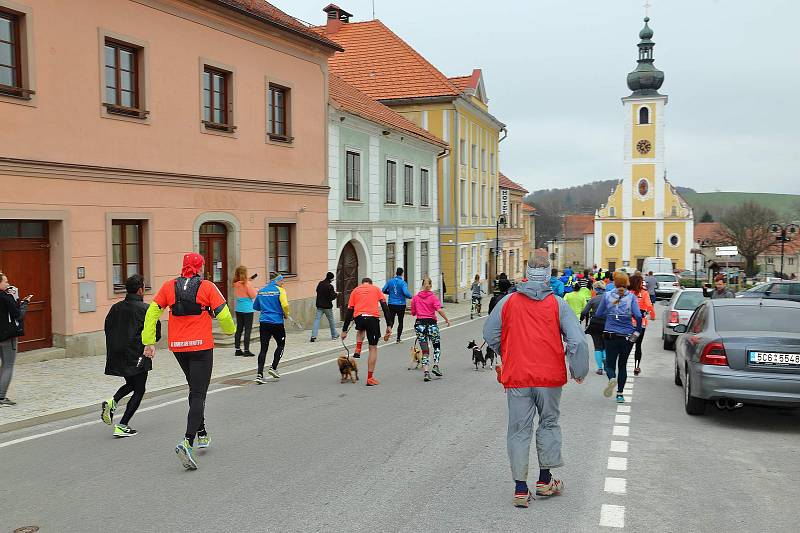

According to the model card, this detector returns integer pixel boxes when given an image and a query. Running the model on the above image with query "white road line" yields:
[616,405,631,413]
[600,504,626,528]
[604,477,627,495]
[613,425,630,437]
[610,440,629,453]
[607,457,628,471]
[615,414,631,424]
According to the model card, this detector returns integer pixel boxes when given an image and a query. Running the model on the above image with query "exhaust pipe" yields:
[715,399,727,410]
[727,399,744,410]
[715,399,744,410]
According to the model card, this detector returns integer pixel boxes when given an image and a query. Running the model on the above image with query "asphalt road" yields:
[2,304,799,532]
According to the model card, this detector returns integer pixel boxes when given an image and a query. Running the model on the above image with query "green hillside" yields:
[681,191,800,220]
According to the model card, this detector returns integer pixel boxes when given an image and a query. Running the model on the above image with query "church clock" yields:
[636,139,652,154]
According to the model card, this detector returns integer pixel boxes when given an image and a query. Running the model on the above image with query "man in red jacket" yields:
[483,253,589,508]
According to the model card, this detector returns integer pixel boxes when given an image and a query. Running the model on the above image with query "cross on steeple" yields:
[643,1,652,17]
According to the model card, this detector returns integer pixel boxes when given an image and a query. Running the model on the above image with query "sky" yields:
[272,0,800,195]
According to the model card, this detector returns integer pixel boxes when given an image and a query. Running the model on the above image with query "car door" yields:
[678,304,707,374]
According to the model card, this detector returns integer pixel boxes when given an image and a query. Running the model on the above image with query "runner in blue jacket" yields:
[382,268,413,343]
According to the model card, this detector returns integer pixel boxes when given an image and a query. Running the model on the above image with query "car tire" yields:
[674,357,682,386]
[663,335,675,351]
[684,367,706,415]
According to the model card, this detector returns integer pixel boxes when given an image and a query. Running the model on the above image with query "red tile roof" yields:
[329,73,447,148]
[765,239,800,255]
[522,204,536,213]
[449,69,481,92]
[212,0,343,51]
[694,222,726,245]
[563,215,595,239]
[498,172,529,193]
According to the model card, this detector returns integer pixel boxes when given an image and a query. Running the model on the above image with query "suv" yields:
[737,281,800,302]
[654,272,680,300]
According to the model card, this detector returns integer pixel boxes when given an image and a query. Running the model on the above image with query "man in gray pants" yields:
[483,253,589,508]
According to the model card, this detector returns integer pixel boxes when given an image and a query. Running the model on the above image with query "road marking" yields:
[604,477,627,494]
[613,425,629,437]
[610,440,629,453]
[615,414,631,424]
[600,504,626,528]
[607,457,628,470]
[617,405,631,413]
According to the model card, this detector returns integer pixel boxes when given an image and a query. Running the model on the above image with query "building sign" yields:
[715,246,739,257]
[500,189,509,216]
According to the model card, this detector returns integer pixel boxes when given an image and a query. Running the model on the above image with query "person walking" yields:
[549,269,565,297]
[101,274,161,437]
[489,278,512,314]
[644,271,658,303]
[410,277,450,382]
[483,254,589,508]
[142,253,236,470]
[311,272,338,342]
[470,274,486,316]
[340,278,394,386]
[382,268,412,342]
[703,274,735,299]
[0,272,31,407]
[629,274,656,376]
[564,287,588,319]
[594,272,642,404]
[253,273,290,383]
[233,266,257,357]
[581,281,607,375]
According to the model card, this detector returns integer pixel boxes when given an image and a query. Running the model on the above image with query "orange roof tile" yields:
[694,222,726,245]
[329,73,447,148]
[522,204,536,213]
[563,215,595,239]
[449,69,481,92]
[498,172,529,193]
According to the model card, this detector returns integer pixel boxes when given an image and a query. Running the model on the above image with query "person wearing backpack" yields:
[0,271,31,406]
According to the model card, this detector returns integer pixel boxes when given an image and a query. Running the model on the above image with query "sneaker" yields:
[595,368,604,375]
[196,433,211,449]
[175,438,198,470]
[616,394,625,403]
[603,378,617,398]
[101,399,116,425]
[424,372,431,382]
[535,478,564,497]
[366,377,380,386]
[310,337,316,343]
[113,424,138,438]
[0,398,15,406]
[255,373,267,384]
[331,335,339,341]
[513,491,532,508]
[242,350,255,357]
[267,368,280,379]
[234,349,244,356]
[353,352,361,359]
[396,338,401,344]
[431,365,443,377]
[634,367,641,376]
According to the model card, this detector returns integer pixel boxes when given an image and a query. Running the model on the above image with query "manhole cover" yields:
[15,527,40,533]
[221,378,252,386]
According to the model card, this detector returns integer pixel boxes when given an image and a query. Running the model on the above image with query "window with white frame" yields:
[490,152,495,174]
[460,179,467,219]
[459,139,466,165]
[345,150,360,201]
[420,241,429,278]
[403,164,414,205]
[471,245,478,280]
[420,168,429,207]
[471,144,477,169]
[471,182,478,216]
[385,160,397,204]
[460,246,467,286]
[481,149,486,171]
[386,242,396,281]
[481,184,487,217]
[490,186,495,217]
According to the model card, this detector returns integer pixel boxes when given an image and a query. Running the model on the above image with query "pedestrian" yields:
[564,286,588,319]
[581,281,607,375]
[470,274,486,316]
[561,267,574,294]
[703,274,735,299]
[311,272,338,342]
[233,265,257,357]
[579,270,592,290]
[340,277,394,387]
[101,274,161,437]
[594,272,642,404]
[489,278,512,314]
[644,271,658,303]
[382,268,412,342]
[0,272,31,407]
[549,268,565,297]
[410,277,450,382]
[253,273,290,383]
[483,253,589,508]
[629,274,656,376]
[142,252,236,470]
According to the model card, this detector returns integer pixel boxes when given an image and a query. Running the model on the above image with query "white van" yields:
[642,256,673,275]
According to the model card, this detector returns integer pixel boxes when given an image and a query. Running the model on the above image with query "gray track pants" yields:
[507,386,563,481]
[0,338,18,399]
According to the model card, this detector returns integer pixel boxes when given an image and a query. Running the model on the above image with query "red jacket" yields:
[499,293,566,388]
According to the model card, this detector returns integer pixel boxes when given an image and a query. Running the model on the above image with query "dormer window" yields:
[609,206,616,217]
[638,106,650,124]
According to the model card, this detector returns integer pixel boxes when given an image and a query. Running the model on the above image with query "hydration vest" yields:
[171,276,209,316]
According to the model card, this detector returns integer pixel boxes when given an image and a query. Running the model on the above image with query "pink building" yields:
[0,0,341,358]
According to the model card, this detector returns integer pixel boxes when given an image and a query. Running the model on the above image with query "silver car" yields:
[661,288,706,350]
[673,299,800,415]
[654,272,680,300]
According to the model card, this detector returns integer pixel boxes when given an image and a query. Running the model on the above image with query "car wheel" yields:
[674,356,682,386]
[684,366,706,415]
[663,335,675,351]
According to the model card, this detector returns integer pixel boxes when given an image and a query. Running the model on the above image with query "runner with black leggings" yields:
[341,278,393,386]
[253,273,290,383]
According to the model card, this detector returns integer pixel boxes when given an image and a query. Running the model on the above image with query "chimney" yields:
[323,4,353,34]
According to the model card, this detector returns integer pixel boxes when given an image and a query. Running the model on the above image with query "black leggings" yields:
[174,349,213,443]
[113,372,148,425]
[634,328,646,367]
[388,305,406,339]
[258,322,286,374]
[235,312,254,351]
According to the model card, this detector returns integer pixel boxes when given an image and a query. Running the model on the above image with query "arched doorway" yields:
[336,242,359,319]
[199,222,228,299]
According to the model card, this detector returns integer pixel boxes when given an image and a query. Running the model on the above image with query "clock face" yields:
[636,139,652,154]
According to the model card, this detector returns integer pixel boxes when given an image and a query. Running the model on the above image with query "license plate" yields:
[749,351,800,366]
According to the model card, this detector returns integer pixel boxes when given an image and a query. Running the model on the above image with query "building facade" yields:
[497,173,529,281]
[549,215,594,272]
[521,203,537,269]
[594,16,693,272]
[0,0,339,357]
[327,74,446,316]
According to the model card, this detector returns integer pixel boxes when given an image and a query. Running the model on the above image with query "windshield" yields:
[715,306,800,333]
[656,274,677,283]
[675,292,705,310]
[744,283,769,294]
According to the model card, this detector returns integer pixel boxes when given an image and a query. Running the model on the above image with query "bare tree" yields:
[717,201,778,277]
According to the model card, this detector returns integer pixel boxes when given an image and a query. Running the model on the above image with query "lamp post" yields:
[495,215,506,285]
[770,223,799,278]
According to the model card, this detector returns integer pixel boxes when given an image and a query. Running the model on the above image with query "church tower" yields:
[594,16,693,272]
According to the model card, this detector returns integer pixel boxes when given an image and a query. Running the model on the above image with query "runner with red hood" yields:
[142,253,235,470]
[410,277,450,382]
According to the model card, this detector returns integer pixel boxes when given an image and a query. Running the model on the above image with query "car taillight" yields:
[669,311,679,323]
[700,342,728,366]
[673,282,680,287]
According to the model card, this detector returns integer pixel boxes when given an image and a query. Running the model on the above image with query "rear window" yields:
[715,306,800,333]
[675,292,705,310]
[656,274,677,283]
[744,283,768,294]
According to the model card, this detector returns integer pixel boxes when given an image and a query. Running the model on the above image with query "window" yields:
[609,206,616,217]
[0,220,46,238]
[268,84,290,141]
[481,244,488,278]
[0,8,31,99]
[269,224,293,274]
[460,247,467,286]
[639,106,650,125]
[420,241,429,278]
[202,65,233,131]
[767,257,774,265]
[112,221,143,290]
[471,182,478,216]
[481,185,487,217]
[669,234,680,247]
[490,186,495,217]
[459,139,466,164]
[471,245,478,279]
[103,40,145,117]
[607,233,618,247]
[345,150,360,201]
[481,149,486,171]
[790,258,795,266]
[460,179,467,219]
[471,144,477,168]
[490,153,496,174]
[420,168,429,207]
[385,242,395,281]
[385,160,397,204]
[404,164,414,205]
[671,205,678,216]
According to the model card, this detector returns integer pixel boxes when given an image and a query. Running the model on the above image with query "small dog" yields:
[337,355,359,383]
[485,346,495,368]
[408,344,422,370]
[467,340,486,370]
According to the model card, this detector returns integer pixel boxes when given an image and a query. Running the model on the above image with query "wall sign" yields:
[500,189,509,216]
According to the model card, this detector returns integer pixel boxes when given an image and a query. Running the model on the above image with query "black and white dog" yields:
[467,340,486,370]
[484,346,495,368]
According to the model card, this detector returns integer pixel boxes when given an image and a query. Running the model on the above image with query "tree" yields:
[718,201,778,277]
[700,210,714,223]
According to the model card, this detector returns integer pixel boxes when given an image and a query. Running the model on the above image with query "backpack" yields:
[171,276,210,316]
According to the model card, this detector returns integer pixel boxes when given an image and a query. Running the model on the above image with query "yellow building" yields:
[318,7,505,301]
[594,16,693,272]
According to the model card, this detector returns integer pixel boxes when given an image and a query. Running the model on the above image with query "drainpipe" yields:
[454,111,460,303]
[498,126,508,143]
[436,146,450,302]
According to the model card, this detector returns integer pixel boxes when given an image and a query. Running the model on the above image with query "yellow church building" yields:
[594,16,693,272]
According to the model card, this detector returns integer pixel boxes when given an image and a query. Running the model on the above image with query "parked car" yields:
[654,272,681,299]
[673,299,800,415]
[642,256,673,275]
[662,288,706,350]
[737,281,800,302]
[678,270,707,280]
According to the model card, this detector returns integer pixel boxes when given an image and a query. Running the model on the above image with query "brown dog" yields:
[337,355,358,383]
[408,344,422,370]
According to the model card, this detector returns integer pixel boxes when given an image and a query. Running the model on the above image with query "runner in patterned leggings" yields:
[410,277,450,382]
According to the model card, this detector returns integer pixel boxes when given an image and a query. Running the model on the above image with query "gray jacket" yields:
[482,280,590,381]
[644,275,658,296]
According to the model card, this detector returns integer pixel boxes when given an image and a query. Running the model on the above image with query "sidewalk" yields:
[0,300,476,432]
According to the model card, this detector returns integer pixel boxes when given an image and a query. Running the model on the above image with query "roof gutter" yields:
[378,95,456,106]
[436,147,451,160]
[499,126,508,143]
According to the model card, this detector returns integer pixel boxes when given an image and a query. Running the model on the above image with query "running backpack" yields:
[171,276,208,316]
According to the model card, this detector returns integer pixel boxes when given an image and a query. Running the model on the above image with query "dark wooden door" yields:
[199,223,228,300]
[403,242,411,287]
[336,242,358,320]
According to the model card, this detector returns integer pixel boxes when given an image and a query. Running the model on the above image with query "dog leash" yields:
[341,337,351,361]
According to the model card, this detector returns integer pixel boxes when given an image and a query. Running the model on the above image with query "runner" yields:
[382,268,412,343]
[629,274,656,375]
[410,277,450,382]
[142,253,235,470]
[253,273,290,383]
[232,266,257,357]
[580,281,607,375]
[549,269,565,297]
[340,278,394,386]
[470,274,486,316]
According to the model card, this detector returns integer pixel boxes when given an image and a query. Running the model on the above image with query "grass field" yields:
[682,191,800,219]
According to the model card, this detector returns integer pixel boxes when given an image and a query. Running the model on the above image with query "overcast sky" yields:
[273,0,800,194]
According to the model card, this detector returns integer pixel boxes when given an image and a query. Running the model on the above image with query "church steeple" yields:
[626,17,665,96]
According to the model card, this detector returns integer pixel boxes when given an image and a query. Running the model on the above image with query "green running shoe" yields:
[432,365,443,377]
[175,438,198,470]
[196,433,211,449]
[113,424,137,437]
[101,399,116,425]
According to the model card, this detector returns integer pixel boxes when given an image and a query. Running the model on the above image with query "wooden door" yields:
[403,242,411,287]
[336,242,358,320]
[199,223,228,300]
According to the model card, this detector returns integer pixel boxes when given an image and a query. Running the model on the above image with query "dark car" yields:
[673,299,800,415]
[737,281,800,302]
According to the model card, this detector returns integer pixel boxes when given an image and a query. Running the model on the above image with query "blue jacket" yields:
[253,281,289,324]
[382,276,412,306]
[561,268,575,293]
[594,289,642,335]
[549,276,565,297]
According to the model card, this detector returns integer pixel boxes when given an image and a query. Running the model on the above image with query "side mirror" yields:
[673,324,688,334]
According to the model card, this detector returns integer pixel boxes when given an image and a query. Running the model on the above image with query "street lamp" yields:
[495,215,507,284]
[770,223,799,278]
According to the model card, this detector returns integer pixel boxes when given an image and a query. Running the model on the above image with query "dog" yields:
[408,344,422,370]
[485,346,495,368]
[467,340,486,370]
[337,355,359,383]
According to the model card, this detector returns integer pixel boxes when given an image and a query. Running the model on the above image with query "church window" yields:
[671,206,678,216]
[609,206,616,217]
[669,234,680,247]
[639,106,650,125]
[637,179,649,197]
[607,234,618,247]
